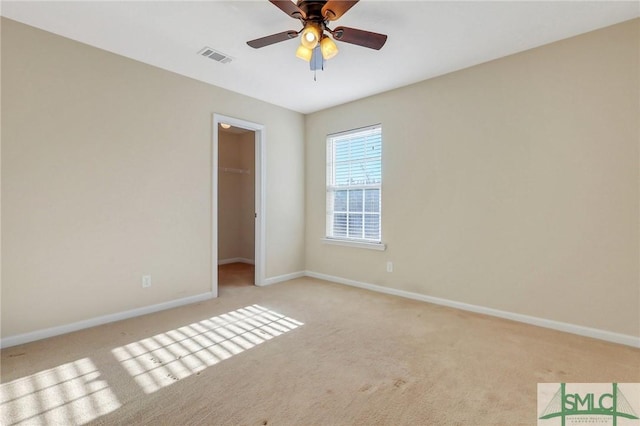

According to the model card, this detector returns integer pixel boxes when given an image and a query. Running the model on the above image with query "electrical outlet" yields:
[142,275,152,288]
[386,261,393,273]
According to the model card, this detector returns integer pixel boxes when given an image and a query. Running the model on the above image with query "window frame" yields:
[324,124,385,250]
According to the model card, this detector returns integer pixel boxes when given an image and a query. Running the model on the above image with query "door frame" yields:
[212,113,266,296]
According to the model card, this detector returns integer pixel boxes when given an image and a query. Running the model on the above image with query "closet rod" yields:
[220,167,250,174]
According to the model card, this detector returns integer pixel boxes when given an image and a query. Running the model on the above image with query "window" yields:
[326,124,382,244]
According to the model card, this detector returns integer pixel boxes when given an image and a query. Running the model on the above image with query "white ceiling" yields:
[2,1,638,114]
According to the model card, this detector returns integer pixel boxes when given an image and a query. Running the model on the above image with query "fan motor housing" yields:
[297,0,329,22]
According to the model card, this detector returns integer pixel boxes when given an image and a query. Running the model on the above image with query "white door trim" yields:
[212,114,266,296]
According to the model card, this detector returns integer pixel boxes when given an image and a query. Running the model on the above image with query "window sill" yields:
[321,238,387,251]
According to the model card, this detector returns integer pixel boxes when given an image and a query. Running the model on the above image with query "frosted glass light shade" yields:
[320,37,339,60]
[296,45,313,62]
[300,24,320,49]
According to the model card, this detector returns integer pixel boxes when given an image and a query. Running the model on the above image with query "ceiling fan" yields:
[247,0,387,70]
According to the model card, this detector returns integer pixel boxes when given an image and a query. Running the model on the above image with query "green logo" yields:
[539,383,639,426]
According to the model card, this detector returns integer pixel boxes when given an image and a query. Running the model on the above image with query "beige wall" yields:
[1,18,304,337]
[305,19,640,337]
[218,130,255,262]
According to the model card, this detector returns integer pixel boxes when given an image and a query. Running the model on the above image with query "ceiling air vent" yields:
[198,47,233,64]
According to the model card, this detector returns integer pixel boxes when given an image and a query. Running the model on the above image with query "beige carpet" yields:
[1,277,639,425]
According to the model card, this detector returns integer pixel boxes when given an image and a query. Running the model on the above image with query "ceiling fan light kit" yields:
[247,0,387,74]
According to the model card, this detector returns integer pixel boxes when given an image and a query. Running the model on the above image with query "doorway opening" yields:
[212,114,265,297]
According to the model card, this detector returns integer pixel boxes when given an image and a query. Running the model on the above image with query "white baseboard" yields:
[0,292,215,349]
[305,271,640,348]
[261,271,306,287]
[218,257,255,265]
[6,271,637,349]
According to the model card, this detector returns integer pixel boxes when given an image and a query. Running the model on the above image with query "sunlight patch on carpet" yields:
[111,304,304,394]
[0,358,121,425]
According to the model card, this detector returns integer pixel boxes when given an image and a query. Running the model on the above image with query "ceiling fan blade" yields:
[322,0,359,21]
[247,30,299,49]
[332,26,388,50]
[269,0,306,19]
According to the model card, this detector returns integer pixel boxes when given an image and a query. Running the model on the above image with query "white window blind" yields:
[326,124,382,243]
